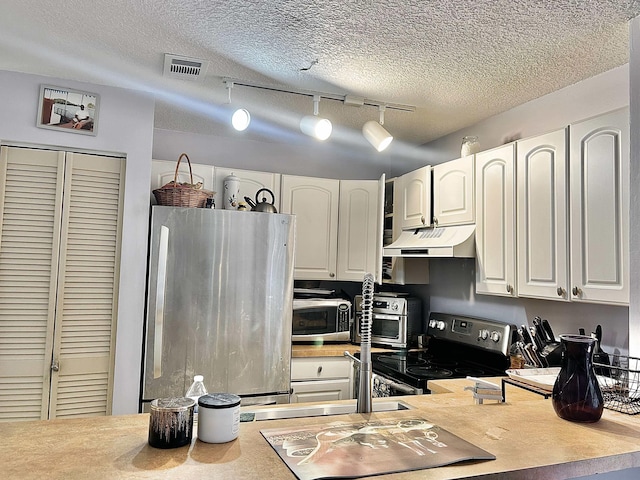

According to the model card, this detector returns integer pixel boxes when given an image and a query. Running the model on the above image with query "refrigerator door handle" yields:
[153,225,170,378]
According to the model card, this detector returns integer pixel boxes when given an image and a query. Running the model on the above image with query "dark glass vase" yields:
[552,334,604,423]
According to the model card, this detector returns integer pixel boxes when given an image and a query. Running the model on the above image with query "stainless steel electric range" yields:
[368,312,517,396]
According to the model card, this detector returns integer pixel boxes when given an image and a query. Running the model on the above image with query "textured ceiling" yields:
[1,0,640,151]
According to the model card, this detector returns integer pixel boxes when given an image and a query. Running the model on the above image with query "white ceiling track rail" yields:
[221,77,416,113]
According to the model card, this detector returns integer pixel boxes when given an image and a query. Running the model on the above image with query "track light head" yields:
[300,115,332,141]
[363,120,393,152]
[300,95,332,140]
[232,108,251,131]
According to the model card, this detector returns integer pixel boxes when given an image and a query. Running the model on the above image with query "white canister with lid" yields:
[223,173,240,210]
[197,393,241,443]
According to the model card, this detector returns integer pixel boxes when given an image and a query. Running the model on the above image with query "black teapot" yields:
[244,188,277,213]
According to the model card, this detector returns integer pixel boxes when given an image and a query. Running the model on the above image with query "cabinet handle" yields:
[421,215,426,225]
[506,284,512,294]
[329,272,335,278]
[433,217,438,226]
[572,286,582,297]
[51,361,60,372]
[317,366,323,376]
[556,287,566,297]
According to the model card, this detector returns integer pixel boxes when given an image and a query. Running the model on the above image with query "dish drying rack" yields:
[594,355,640,415]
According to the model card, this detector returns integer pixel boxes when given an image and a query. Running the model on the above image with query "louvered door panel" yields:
[49,153,123,418]
[0,146,64,421]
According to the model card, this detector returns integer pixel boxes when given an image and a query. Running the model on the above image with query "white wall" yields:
[153,128,394,180]
[423,64,629,166]
[0,70,154,414]
[629,18,640,359]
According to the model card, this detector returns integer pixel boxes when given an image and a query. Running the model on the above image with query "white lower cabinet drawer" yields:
[291,357,352,380]
[290,378,351,403]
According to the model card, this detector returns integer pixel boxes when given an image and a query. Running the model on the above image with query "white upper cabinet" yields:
[569,108,629,305]
[475,144,517,297]
[281,174,385,283]
[213,167,280,211]
[398,165,432,230]
[337,175,385,283]
[516,128,569,301]
[281,175,340,280]
[433,155,475,226]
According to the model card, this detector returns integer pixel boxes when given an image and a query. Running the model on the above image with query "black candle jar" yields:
[148,397,196,448]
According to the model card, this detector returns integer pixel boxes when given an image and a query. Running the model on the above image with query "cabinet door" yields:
[516,129,569,301]
[475,144,516,297]
[383,176,430,285]
[433,155,475,226]
[214,167,280,211]
[399,166,431,230]
[569,108,629,305]
[281,175,339,280]
[290,379,351,403]
[336,175,384,283]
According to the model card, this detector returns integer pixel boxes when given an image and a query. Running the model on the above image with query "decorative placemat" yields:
[261,416,494,480]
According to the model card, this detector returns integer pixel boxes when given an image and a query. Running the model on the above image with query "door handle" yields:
[153,225,170,379]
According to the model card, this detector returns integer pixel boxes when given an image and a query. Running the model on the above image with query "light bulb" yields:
[232,108,250,131]
[300,115,332,141]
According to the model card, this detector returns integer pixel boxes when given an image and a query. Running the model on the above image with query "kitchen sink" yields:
[242,400,412,421]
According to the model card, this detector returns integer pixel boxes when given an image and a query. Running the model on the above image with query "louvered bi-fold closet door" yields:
[0,146,65,421]
[0,147,124,421]
[48,152,124,419]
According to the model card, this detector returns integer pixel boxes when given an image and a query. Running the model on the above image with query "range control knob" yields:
[436,321,446,331]
[490,331,501,343]
[478,329,489,340]
[391,302,399,311]
[428,319,438,329]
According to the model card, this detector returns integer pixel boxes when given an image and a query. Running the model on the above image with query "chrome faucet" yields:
[344,349,372,413]
[344,273,374,413]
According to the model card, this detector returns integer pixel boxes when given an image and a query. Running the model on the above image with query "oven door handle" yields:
[373,373,423,395]
[387,380,423,395]
[373,314,403,321]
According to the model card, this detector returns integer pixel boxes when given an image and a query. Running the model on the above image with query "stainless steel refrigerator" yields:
[141,206,295,410]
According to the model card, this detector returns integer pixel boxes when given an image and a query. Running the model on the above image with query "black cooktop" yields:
[370,342,510,391]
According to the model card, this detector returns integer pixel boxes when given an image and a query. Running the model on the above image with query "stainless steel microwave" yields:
[292,298,352,343]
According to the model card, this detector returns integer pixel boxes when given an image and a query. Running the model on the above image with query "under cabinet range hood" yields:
[383,224,476,258]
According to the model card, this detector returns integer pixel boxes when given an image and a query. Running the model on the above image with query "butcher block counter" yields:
[291,342,392,357]
[3,378,640,480]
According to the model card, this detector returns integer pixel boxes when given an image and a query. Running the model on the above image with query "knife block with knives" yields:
[515,317,562,368]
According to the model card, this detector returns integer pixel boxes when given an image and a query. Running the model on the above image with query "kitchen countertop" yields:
[3,378,640,480]
[291,342,393,357]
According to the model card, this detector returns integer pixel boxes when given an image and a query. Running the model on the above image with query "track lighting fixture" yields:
[363,105,393,152]
[222,78,413,144]
[299,95,332,141]
[225,80,251,131]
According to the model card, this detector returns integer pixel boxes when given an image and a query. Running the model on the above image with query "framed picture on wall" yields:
[36,85,99,136]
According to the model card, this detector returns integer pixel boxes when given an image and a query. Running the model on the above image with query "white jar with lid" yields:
[197,393,241,443]
[461,135,480,157]
[223,173,240,210]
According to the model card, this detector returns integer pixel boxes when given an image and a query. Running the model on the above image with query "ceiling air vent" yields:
[163,54,208,81]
